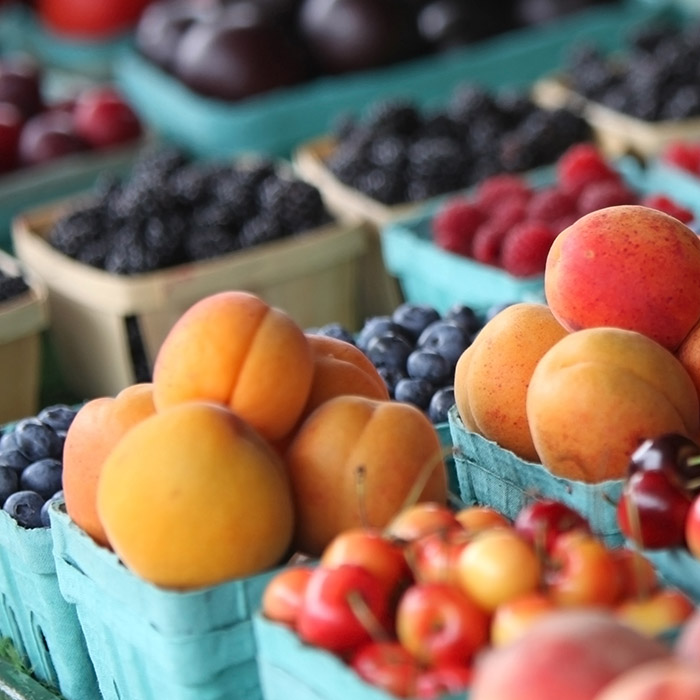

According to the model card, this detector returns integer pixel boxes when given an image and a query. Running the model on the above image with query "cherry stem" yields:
[346,590,390,642]
[355,464,369,529]
[396,445,451,517]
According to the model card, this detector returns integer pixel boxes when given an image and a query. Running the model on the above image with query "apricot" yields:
[675,318,700,416]
[96,401,295,589]
[595,659,700,700]
[300,334,389,419]
[62,382,156,546]
[285,395,448,556]
[526,327,700,482]
[152,291,314,443]
[545,205,700,351]
[453,303,569,461]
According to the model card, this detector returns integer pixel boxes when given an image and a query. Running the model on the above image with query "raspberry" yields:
[431,197,485,256]
[471,198,527,265]
[500,221,558,277]
[639,194,695,225]
[525,186,577,224]
[662,141,700,175]
[473,174,532,213]
[576,180,638,216]
[556,143,619,199]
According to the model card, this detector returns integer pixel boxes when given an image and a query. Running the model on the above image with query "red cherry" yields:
[627,434,700,495]
[73,86,143,149]
[514,498,591,554]
[350,641,421,696]
[617,469,693,549]
[296,564,393,655]
[0,101,23,174]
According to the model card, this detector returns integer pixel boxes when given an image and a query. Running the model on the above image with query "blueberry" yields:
[3,490,45,528]
[312,322,356,345]
[406,349,450,386]
[365,332,413,371]
[12,417,64,461]
[0,465,18,506]
[394,377,435,411]
[391,303,441,341]
[376,366,406,398]
[417,320,471,368]
[444,304,483,336]
[485,302,516,322]
[20,458,63,500]
[428,386,456,424]
[0,430,17,451]
[356,316,411,352]
[40,490,63,528]
[0,448,31,473]
[37,404,78,434]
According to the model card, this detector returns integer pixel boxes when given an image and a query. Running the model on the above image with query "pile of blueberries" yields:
[309,302,507,425]
[0,404,78,529]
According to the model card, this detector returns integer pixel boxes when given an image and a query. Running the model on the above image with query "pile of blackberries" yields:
[47,145,333,274]
[0,269,29,303]
[0,404,78,529]
[565,18,700,121]
[325,83,592,205]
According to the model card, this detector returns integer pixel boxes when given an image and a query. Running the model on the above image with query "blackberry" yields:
[661,84,700,120]
[368,134,408,170]
[271,179,330,235]
[447,82,502,127]
[419,112,463,142]
[238,212,284,248]
[566,43,618,99]
[212,174,259,222]
[142,215,186,268]
[234,159,278,192]
[169,164,214,207]
[494,89,537,128]
[363,98,422,138]
[0,272,29,303]
[327,136,373,186]
[355,168,405,205]
[74,235,112,269]
[129,144,191,183]
[183,227,241,262]
[192,200,243,232]
[406,136,469,198]
[103,225,163,274]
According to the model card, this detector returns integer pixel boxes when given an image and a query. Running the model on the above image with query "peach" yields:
[545,205,700,351]
[285,395,448,556]
[675,318,700,416]
[526,327,700,482]
[300,334,389,420]
[62,382,156,546]
[595,659,700,700]
[674,606,700,665]
[152,291,314,443]
[96,401,295,589]
[470,609,671,700]
[453,303,569,461]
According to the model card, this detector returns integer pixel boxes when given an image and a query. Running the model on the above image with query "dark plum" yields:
[394,377,435,411]
[12,418,63,462]
[417,320,471,368]
[20,458,63,500]
[37,404,79,434]
[391,302,441,341]
[406,349,450,385]
[0,465,18,506]
[428,386,455,423]
[365,332,413,371]
[0,447,31,473]
[356,316,411,352]
[3,490,45,529]
[40,490,64,528]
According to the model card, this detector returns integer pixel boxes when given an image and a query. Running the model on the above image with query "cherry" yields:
[617,469,693,550]
[73,86,143,149]
[0,56,44,120]
[350,641,422,697]
[0,101,23,174]
[514,498,591,555]
[18,110,89,167]
[628,433,700,495]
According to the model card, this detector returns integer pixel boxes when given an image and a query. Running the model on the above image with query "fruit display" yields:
[430,143,695,278]
[0,53,143,174]
[318,86,591,207]
[257,498,695,699]
[0,403,76,529]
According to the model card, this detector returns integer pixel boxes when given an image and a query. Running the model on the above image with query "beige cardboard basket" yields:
[532,75,700,159]
[12,199,368,400]
[0,249,48,422]
[294,137,421,319]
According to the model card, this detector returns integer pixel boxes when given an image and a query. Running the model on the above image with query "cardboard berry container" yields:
[447,406,625,547]
[253,613,467,700]
[0,454,99,700]
[0,250,49,424]
[11,196,367,400]
[49,501,281,700]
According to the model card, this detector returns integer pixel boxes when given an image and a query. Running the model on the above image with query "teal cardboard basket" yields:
[254,613,467,700]
[114,2,665,159]
[49,503,279,700]
[447,406,624,546]
[0,510,99,700]
[637,547,700,604]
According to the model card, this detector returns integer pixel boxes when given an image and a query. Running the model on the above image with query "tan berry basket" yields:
[12,198,368,400]
[532,75,700,160]
[0,249,48,422]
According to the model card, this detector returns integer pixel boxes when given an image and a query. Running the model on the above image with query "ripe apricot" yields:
[152,291,314,443]
[96,401,295,589]
[62,382,156,546]
[286,395,448,557]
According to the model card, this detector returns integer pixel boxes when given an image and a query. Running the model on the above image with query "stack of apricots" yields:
[455,204,700,483]
[60,291,449,590]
